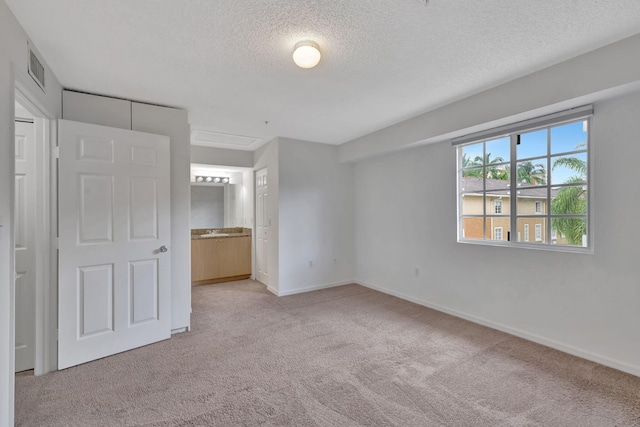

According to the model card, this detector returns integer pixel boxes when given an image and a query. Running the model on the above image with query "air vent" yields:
[27,43,45,92]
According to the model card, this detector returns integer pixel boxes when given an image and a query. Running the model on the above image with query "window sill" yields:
[457,238,594,255]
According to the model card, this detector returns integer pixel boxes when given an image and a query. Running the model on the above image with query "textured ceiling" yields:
[6,0,640,149]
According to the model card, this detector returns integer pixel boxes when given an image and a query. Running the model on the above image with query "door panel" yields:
[79,174,114,243]
[14,120,36,373]
[58,120,171,369]
[130,177,158,240]
[255,169,268,285]
[78,264,114,337]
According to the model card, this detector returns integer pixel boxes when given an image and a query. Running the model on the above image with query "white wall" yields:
[0,3,63,425]
[278,138,355,295]
[253,139,280,293]
[354,88,640,376]
[340,33,640,163]
[191,145,254,168]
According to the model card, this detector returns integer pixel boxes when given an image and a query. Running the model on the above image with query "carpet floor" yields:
[15,280,640,426]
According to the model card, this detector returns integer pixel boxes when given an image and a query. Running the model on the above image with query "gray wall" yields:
[191,145,254,168]
[353,89,640,376]
[278,138,355,295]
[191,186,224,229]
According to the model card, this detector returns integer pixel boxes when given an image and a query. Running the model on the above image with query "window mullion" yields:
[510,134,517,243]
[546,125,552,245]
[483,142,487,240]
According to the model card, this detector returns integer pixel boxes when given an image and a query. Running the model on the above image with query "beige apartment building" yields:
[460,177,559,244]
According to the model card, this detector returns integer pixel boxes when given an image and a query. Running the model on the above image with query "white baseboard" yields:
[266,285,279,296]
[171,327,188,335]
[273,280,354,297]
[356,281,640,378]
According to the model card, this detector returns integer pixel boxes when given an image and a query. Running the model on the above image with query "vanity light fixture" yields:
[293,41,321,69]
[195,176,231,184]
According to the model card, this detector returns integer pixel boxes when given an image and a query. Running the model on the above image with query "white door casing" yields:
[14,120,36,373]
[58,120,171,369]
[255,169,268,285]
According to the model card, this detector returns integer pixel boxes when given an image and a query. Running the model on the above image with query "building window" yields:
[456,106,591,251]
[494,199,503,214]
[494,227,503,241]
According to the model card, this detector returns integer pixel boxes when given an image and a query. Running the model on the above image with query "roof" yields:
[460,177,552,198]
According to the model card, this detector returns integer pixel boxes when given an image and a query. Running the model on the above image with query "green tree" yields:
[461,153,483,177]
[551,153,587,245]
[517,161,546,185]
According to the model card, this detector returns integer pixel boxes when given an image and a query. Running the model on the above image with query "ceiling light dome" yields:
[293,41,321,69]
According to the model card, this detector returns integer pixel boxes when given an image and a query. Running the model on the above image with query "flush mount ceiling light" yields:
[293,41,321,69]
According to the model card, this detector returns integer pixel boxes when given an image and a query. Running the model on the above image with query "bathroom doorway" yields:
[14,88,57,376]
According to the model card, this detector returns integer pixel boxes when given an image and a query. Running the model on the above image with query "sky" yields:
[461,120,588,185]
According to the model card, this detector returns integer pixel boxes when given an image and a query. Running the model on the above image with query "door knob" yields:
[159,245,168,253]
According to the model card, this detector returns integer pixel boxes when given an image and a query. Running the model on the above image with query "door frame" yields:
[254,167,267,286]
[14,77,57,376]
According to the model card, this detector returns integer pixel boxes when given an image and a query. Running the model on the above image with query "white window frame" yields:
[494,227,503,241]
[524,224,529,242]
[455,106,592,253]
[535,201,542,214]
[494,199,502,214]
[535,224,542,241]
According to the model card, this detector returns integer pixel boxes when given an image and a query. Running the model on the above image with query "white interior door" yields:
[14,120,36,372]
[58,120,171,369]
[255,169,268,285]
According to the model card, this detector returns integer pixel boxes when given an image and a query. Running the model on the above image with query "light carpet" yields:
[15,280,640,426]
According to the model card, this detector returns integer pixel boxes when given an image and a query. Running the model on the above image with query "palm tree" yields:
[551,152,587,245]
[461,153,483,177]
[517,161,546,185]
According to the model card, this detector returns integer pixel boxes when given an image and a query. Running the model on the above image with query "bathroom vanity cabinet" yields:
[191,235,251,284]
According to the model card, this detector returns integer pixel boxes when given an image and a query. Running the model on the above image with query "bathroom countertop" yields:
[191,228,252,240]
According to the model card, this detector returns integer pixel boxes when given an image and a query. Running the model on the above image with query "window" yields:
[456,106,591,251]
[494,200,503,214]
[494,227,503,241]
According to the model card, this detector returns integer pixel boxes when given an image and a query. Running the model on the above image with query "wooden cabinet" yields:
[191,239,220,281]
[191,236,251,284]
